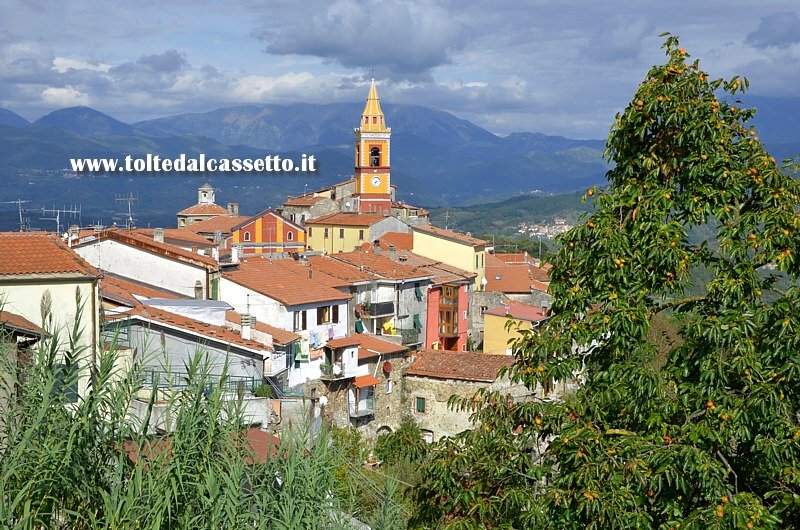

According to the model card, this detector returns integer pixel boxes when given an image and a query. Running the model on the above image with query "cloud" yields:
[255,0,469,79]
[41,86,89,106]
[583,16,653,61]
[746,12,800,48]
[137,49,187,73]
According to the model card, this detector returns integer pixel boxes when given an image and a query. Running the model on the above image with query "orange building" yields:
[228,209,306,255]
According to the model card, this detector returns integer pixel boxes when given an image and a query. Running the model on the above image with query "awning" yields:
[355,320,365,333]
[353,374,380,388]
[414,286,423,300]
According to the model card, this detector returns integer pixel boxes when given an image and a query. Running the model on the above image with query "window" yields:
[332,304,339,323]
[317,306,331,325]
[372,116,377,125]
[370,147,380,167]
[308,227,313,237]
[476,255,479,269]
[481,254,484,267]
[287,231,294,241]
[324,228,329,239]
[358,229,364,240]
[54,363,79,404]
[421,430,434,443]
[480,306,488,314]
[243,231,251,242]
[339,228,345,239]
[415,396,426,414]
[293,311,307,331]
[386,378,393,394]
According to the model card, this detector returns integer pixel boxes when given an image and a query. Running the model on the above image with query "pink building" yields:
[425,282,471,351]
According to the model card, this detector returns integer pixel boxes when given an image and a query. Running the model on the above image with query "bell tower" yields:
[354,79,392,215]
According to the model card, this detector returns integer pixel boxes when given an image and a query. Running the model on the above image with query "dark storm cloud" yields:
[746,12,800,48]
[255,0,469,79]
[137,49,187,73]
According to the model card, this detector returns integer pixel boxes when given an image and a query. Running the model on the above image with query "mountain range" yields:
[0,94,798,231]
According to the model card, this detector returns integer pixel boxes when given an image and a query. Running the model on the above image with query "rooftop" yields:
[306,212,387,227]
[484,301,549,323]
[325,333,408,360]
[108,305,272,353]
[0,310,45,336]
[485,253,550,294]
[369,247,475,286]
[100,274,185,307]
[406,350,514,383]
[223,258,351,307]
[133,228,215,248]
[177,203,229,216]
[376,232,413,251]
[0,232,99,278]
[329,251,429,281]
[283,194,328,207]
[225,310,300,345]
[74,229,219,269]
[186,215,250,235]
[412,225,487,247]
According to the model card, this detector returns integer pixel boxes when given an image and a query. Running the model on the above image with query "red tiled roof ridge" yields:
[406,350,514,383]
[0,232,100,277]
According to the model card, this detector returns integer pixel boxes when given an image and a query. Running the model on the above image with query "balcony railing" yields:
[361,301,395,318]
[349,397,375,418]
[264,353,288,376]
[320,361,346,380]
[396,328,421,346]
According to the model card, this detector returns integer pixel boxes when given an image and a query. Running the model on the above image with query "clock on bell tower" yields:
[354,79,392,214]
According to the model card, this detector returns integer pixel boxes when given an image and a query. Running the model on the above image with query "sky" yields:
[1,0,799,139]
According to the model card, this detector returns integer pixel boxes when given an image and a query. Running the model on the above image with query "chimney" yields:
[194,280,203,299]
[227,202,239,216]
[388,244,396,261]
[153,227,165,243]
[299,254,309,266]
[212,247,219,262]
[191,246,198,253]
[241,314,254,340]
[308,269,313,279]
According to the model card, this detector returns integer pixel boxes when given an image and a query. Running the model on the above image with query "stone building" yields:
[403,350,530,442]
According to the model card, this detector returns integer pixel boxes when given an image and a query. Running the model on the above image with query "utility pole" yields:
[1,199,31,231]
[115,193,138,230]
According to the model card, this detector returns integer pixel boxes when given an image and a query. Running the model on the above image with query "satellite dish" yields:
[319,395,328,407]
[332,364,342,376]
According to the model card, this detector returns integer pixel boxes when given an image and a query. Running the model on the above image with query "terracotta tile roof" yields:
[307,255,377,285]
[223,258,351,307]
[368,248,474,286]
[186,215,249,235]
[412,225,487,246]
[177,203,229,216]
[377,232,413,250]
[100,274,185,307]
[283,194,327,207]
[484,301,549,323]
[353,374,381,388]
[406,350,514,383]
[108,305,272,353]
[494,252,528,263]
[326,333,408,360]
[329,251,429,281]
[485,254,550,294]
[0,310,44,336]
[0,232,100,277]
[225,310,300,345]
[133,228,215,248]
[76,229,218,269]
[306,212,386,227]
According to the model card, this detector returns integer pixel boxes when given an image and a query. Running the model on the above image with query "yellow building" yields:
[305,212,409,254]
[412,225,487,290]
[482,301,548,355]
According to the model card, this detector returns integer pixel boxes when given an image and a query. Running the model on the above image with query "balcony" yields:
[349,397,375,418]
[438,324,459,339]
[360,301,395,318]
[319,361,347,381]
[263,353,288,376]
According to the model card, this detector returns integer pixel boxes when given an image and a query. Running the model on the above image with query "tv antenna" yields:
[40,205,82,235]
[116,193,138,229]
[1,199,31,232]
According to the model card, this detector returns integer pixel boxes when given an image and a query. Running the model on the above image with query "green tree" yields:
[413,35,800,529]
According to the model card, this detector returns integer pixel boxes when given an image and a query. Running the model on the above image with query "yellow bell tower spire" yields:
[360,79,388,132]
[354,78,392,215]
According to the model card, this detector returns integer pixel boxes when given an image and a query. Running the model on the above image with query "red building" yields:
[227,209,306,255]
